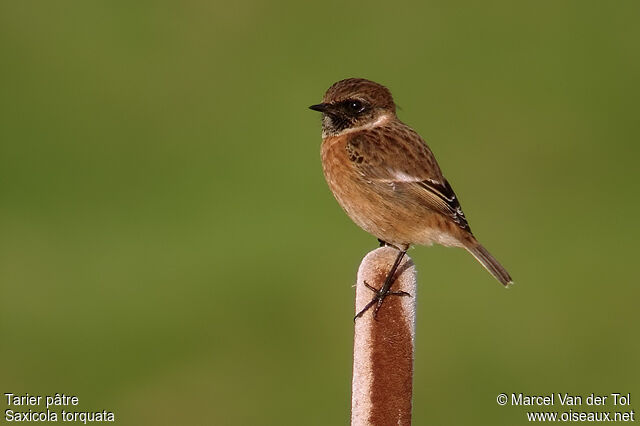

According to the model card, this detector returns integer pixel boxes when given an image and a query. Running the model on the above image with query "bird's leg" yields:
[354,249,411,320]
[377,238,388,247]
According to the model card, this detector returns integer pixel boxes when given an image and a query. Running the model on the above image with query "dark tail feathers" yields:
[465,242,513,286]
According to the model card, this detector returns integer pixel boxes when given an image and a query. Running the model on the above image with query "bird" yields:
[309,78,513,319]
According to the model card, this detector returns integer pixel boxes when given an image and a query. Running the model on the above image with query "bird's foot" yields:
[354,280,411,320]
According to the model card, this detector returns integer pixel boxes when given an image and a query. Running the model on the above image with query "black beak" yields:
[309,103,329,112]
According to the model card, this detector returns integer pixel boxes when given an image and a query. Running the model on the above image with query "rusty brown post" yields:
[351,247,417,426]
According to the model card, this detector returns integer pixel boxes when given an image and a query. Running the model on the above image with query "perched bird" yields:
[310,78,512,319]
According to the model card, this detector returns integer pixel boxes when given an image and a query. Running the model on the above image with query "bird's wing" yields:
[346,127,472,232]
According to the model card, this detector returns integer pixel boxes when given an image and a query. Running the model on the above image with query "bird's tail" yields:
[464,241,513,286]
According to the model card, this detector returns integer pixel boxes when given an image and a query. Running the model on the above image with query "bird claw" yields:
[354,280,411,321]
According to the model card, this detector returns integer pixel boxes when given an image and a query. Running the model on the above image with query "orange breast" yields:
[321,135,405,243]
[320,135,466,247]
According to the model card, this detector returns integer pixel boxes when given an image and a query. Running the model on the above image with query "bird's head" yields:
[309,78,396,137]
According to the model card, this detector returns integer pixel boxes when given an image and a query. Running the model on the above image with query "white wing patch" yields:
[387,169,422,183]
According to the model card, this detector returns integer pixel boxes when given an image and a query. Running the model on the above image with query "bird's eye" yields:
[347,100,365,113]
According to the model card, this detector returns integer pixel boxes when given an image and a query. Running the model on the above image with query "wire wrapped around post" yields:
[351,247,417,426]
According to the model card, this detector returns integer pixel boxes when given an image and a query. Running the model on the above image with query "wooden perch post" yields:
[351,247,417,426]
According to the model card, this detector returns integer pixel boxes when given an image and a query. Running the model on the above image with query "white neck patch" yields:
[323,114,392,139]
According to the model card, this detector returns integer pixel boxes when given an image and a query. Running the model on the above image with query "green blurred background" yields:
[1,1,638,424]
